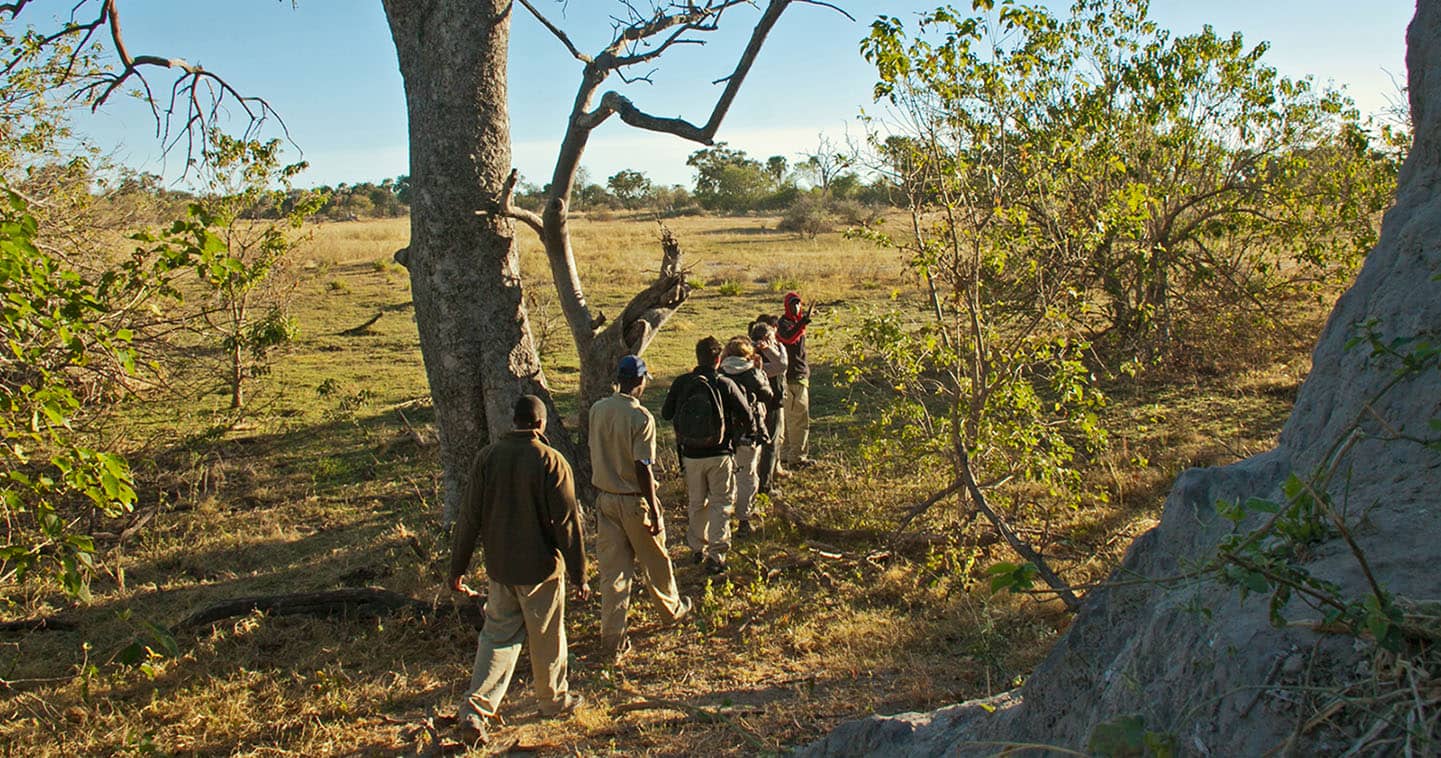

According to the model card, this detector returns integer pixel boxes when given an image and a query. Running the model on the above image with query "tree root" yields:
[615,690,768,751]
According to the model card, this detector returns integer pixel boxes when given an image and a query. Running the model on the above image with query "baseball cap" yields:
[617,354,648,380]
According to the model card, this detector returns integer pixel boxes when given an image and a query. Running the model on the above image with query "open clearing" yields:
[0,213,1322,755]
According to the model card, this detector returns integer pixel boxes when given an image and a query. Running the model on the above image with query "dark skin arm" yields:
[634,460,662,536]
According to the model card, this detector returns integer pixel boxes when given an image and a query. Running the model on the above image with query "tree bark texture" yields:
[382,0,571,521]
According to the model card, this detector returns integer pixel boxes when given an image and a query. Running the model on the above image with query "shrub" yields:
[778,195,834,239]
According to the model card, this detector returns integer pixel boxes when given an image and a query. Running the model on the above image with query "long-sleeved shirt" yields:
[661,366,756,458]
[720,355,774,444]
[777,312,811,381]
[449,429,586,587]
[757,341,787,409]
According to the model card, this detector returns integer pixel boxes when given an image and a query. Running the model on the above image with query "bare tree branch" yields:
[606,26,707,69]
[578,0,796,145]
[605,225,691,354]
[6,0,290,169]
[516,0,592,63]
[954,438,1082,611]
[602,0,749,59]
[0,0,41,20]
[487,168,545,238]
[794,0,854,22]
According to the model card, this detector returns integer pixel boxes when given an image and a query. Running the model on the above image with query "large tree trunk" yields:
[382,1,572,521]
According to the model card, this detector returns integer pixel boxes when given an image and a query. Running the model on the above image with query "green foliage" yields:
[111,608,180,680]
[312,177,408,220]
[136,130,326,409]
[606,169,653,209]
[1088,714,1176,758]
[984,561,1037,594]
[0,20,103,177]
[0,189,146,598]
[778,194,835,239]
[861,0,1399,363]
[1215,477,1404,652]
[687,143,794,214]
[715,280,744,297]
[1214,319,1441,653]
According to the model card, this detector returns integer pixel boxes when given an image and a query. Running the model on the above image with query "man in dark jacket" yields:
[449,395,589,743]
[661,336,756,573]
[777,291,814,467]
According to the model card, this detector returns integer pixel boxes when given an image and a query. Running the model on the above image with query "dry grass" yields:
[0,213,1319,755]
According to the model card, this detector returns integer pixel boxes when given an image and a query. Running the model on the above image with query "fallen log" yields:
[175,587,483,631]
[339,310,384,336]
[773,500,995,553]
[0,616,77,634]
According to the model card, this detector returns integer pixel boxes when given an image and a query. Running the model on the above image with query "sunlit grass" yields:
[0,212,1322,755]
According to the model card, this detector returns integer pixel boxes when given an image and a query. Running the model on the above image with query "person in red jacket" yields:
[776,292,815,468]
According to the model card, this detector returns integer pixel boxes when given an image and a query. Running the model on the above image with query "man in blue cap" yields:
[587,355,692,663]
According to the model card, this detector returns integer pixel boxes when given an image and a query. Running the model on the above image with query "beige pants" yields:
[770,405,787,465]
[458,573,568,722]
[782,379,810,464]
[682,454,734,561]
[733,443,761,521]
[595,491,687,647]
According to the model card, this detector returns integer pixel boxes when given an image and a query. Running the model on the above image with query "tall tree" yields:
[1,0,839,518]
[492,1,842,469]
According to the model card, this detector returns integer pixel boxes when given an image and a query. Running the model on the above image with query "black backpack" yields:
[673,374,726,448]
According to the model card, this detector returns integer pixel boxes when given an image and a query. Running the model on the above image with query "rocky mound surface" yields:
[801,2,1441,755]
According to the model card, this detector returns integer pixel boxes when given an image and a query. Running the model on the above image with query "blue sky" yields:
[54,0,1415,189]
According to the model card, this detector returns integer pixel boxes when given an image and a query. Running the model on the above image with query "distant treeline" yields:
[93,144,902,233]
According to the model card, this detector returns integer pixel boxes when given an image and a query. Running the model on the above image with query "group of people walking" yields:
[444,293,817,743]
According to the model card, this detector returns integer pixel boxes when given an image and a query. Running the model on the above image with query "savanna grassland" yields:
[0,212,1324,756]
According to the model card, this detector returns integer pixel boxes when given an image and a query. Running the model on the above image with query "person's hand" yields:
[573,580,592,602]
[647,499,663,536]
[450,575,482,598]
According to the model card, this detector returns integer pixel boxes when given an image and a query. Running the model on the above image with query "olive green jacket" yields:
[449,430,586,587]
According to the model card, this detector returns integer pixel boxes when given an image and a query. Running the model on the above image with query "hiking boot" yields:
[773,466,792,479]
[702,557,727,575]
[692,551,705,566]
[736,520,753,538]
[602,635,632,665]
[541,693,585,718]
[668,596,694,624]
[455,715,489,745]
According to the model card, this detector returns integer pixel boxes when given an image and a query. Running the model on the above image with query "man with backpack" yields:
[662,336,757,574]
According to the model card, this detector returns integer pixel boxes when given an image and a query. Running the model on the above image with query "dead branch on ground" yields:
[175,587,482,631]
[339,311,384,336]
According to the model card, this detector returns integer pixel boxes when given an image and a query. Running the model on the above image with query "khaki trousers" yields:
[682,454,734,561]
[458,573,568,722]
[595,491,687,646]
[782,379,810,464]
[733,443,761,521]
